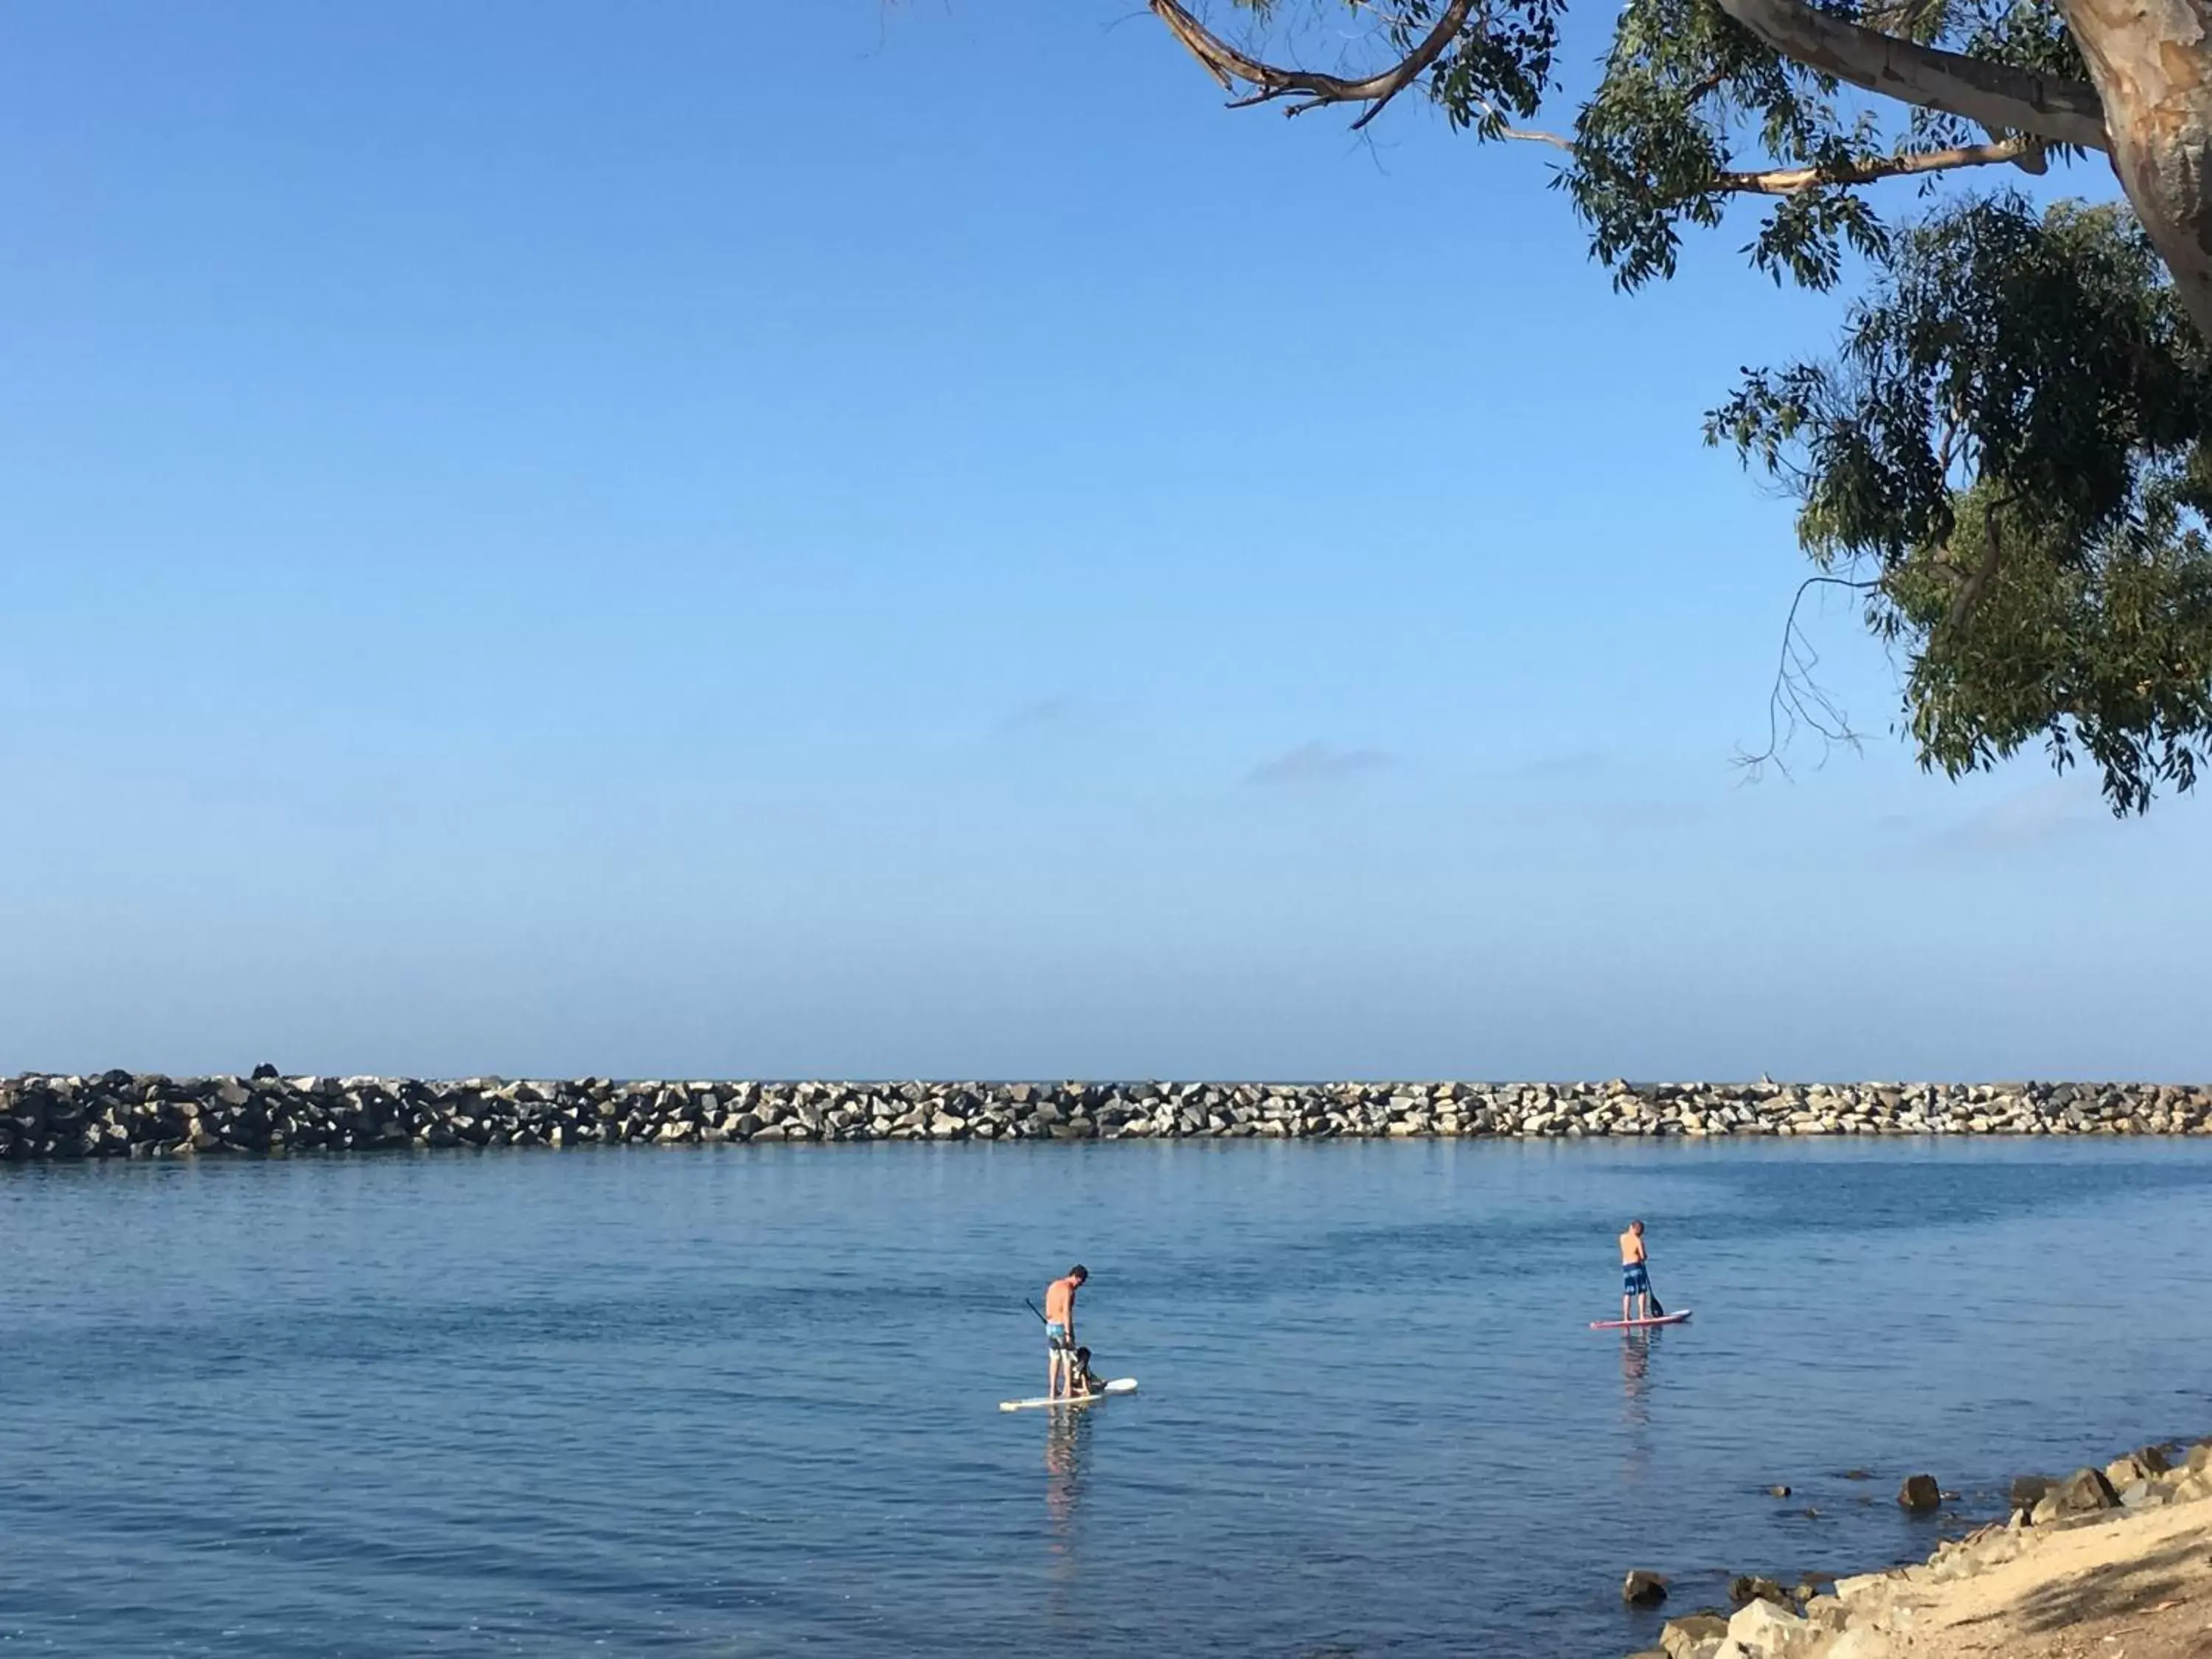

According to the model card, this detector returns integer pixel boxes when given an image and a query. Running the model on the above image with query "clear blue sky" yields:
[2,2,2201,1081]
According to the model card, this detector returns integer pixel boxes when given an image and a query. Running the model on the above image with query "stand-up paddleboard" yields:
[999,1378,1138,1412]
[1590,1311,1692,1329]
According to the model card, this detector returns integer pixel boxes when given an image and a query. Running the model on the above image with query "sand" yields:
[1858,1502,2212,1659]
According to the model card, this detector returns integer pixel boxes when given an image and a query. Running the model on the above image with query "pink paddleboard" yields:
[1590,1310,1693,1329]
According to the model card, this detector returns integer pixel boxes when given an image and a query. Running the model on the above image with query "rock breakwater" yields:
[3,1073,2210,1161]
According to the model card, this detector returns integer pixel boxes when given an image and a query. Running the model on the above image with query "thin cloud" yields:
[1514,747,1611,779]
[1929,779,2099,851]
[1245,742,1394,787]
[995,695,1083,738]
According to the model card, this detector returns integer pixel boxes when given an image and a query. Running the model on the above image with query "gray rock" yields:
[2008,1473,2054,1509]
[1624,1569,1670,1607]
[1730,1576,1788,1609]
[2106,1453,2154,1488]
[2053,1466,2121,1514]
[1661,1613,1731,1659]
[1722,1597,1820,1659]
[1896,1473,1941,1514]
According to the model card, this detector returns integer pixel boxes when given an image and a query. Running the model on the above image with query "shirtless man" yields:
[1043,1265,1087,1399]
[1620,1220,1651,1323]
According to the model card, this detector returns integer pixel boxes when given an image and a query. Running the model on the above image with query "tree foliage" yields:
[1712,198,2212,811]
[1141,0,2212,810]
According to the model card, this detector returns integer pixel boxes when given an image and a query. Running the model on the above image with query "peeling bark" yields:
[2059,0,2212,341]
[1710,0,2110,150]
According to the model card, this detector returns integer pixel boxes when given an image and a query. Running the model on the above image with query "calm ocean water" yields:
[6,1138,2211,1658]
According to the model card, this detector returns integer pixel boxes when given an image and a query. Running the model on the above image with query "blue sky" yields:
[2,2,2202,1081]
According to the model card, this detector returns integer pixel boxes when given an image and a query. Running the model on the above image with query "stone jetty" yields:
[2,1073,2209,1161]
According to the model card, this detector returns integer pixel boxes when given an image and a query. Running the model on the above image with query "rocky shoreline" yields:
[4,1072,2211,1161]
[1627,1439,2212,1659]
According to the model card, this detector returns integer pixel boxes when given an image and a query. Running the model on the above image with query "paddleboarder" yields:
[1043,1265,1086,1399]
[1619,1220,1651,1324]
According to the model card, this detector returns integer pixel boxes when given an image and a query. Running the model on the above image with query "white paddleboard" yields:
[999,1377,1138,1412]
[1590,1310,1692,1329]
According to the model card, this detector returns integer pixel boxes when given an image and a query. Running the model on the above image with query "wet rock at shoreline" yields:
[1624,1570,1670,1607]
[1896,1474,1941,1514]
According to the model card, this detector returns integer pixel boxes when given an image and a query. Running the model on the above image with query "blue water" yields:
[6,1138,2212,1658]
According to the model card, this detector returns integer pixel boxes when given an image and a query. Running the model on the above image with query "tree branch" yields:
[1710,0,2108,152]
[1712,133,2046,194]
[1149,0,1474,128]
[1942,493,2014,635]
[1735,574,1879,781]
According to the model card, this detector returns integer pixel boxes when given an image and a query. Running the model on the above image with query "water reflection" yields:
[1620,1328,1662,1490]
[1045,1409,1091,1551]
[1621,1328,1652,1424]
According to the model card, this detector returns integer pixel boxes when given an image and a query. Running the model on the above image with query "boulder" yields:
[1897,1473,1941,1514]
[1720,1597,1820,1659]
[1661,1613,1731,1659]
[2188,1441,2212,1475]
[1729,1576,1789,1609]
[1624,1570,1670,1607]
[2053,1466,2121,1514]
[2107,1454,2154,1488]
[1801,1596,1850,1634]
[2008,1473,2054,1509]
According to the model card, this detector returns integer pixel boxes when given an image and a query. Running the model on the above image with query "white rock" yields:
[1720,1597,1821,1659]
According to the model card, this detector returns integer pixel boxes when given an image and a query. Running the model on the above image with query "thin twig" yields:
[1735,574,1879,781]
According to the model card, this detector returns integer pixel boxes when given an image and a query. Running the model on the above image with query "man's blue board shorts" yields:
[1046,1321,1071,1349]
[1622,1262,1650,1295]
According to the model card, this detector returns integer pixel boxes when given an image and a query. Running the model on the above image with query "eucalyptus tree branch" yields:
[1713,133,2047,193]
[1150,0,1474,128]
[1710,0,2108,150]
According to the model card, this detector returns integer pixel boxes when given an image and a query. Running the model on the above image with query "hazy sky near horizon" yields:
[4,2,2205,1082]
